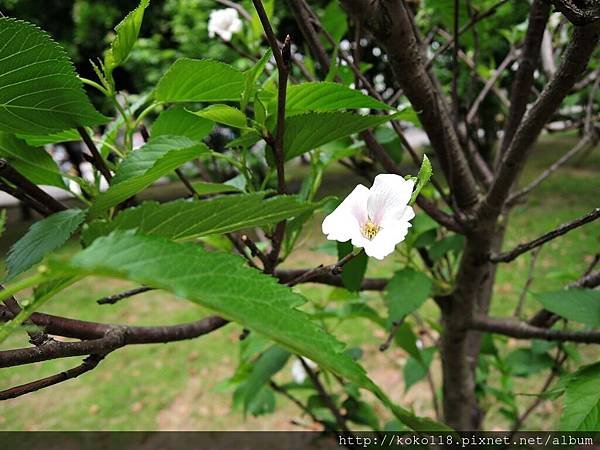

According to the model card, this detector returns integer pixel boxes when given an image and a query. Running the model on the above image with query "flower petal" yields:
[322,184,369,243]
[367,174,414,225]
[363,206,415,260]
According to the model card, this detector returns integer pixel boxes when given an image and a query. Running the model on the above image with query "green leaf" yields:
[535,289,600,327]
[241,49,272,110]
[83,193,322,245]
[429,234,465,261]
[5,209,86,281]
[343,397,380,430]
[0,18,108,134]
[151,108,213,142]
[283,112,398,160]
[505,348,554,377]
[285,82,393,116]
[0,132,66,188]
[63,231,449,432]
[104,0,150,71]
[191,105,247,129]
[89,136,208,217]
[410,154,432,205]
[192,182,241,196]
[235,345,290,414]
[404,347,436,392]
[559,361,600,431]
[154,59,245,103]
[17,129,81,146]
[337,241,368,292]
[385,268,432,325]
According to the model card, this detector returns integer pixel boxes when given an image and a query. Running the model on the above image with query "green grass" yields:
[1,134,598,430]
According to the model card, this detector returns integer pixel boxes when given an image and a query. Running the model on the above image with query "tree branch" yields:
[77,127,112,183]
[490,207,600,263]
[479,20,600,222]
[469,315,600,344]
[496,0,550,162]
[0,314,228,368]
[341,0,479,210]
[0,159,67,213]
[507,133,597,205]
[0,353,107,400]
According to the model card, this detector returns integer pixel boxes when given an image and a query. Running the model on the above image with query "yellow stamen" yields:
[361,219,380,240]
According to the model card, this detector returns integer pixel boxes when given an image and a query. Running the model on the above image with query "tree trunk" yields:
[439,224,506,430]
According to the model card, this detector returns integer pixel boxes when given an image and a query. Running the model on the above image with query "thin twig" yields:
[0,353,107,400]
[299,357,350,433]
[510,349,568,433]
[97,286,153,305]
[286,250,362,287]
[426,0,510,69]
[513,246,542,318]
[467,48,518,124]
[77,127,112,182]
[490,208,600,263]
[507,134,596,205]
[379,319,404,352]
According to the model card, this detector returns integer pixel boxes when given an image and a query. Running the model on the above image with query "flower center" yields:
[361,219,380,241]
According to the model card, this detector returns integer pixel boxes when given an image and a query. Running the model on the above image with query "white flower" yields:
[291,357,317,384]
[208,8,243,42]
[322,174,415,260]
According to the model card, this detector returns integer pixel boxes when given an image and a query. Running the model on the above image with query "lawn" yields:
[1,134,598,431]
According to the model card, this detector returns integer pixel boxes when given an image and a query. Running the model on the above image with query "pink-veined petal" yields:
[367,174,414,225]
[322,184,369,243]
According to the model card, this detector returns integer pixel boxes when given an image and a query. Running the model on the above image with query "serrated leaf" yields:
[82,193,322,245]
[105,0,149,71]
[535,289,600,327]
[192,182,241,196]
[154,59,245,103]
[62,231,449,432]
[191,104,247,129]
[559,361,600,431]
[0,18,108,134]
[385,268,432,325]
[17,129,81,146]
[410,154,432,205]
[283,112,398,160]
[5,209,86,281]
[285,82,393,116]
[151,107,213,142]
[0,132,66,188]
[89,136,208,217]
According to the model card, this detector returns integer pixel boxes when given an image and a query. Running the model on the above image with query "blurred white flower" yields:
[208,8,243,42]
[322,174,415,260]
[291,357,317,383]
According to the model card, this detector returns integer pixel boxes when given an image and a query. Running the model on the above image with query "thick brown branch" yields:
[490,208,600,263]
[497,0,550,161]
[342,0,479,210]
[480,21,600,222]
[0,160,67,213]
[0,315,228,368]
[469,315,600,343]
